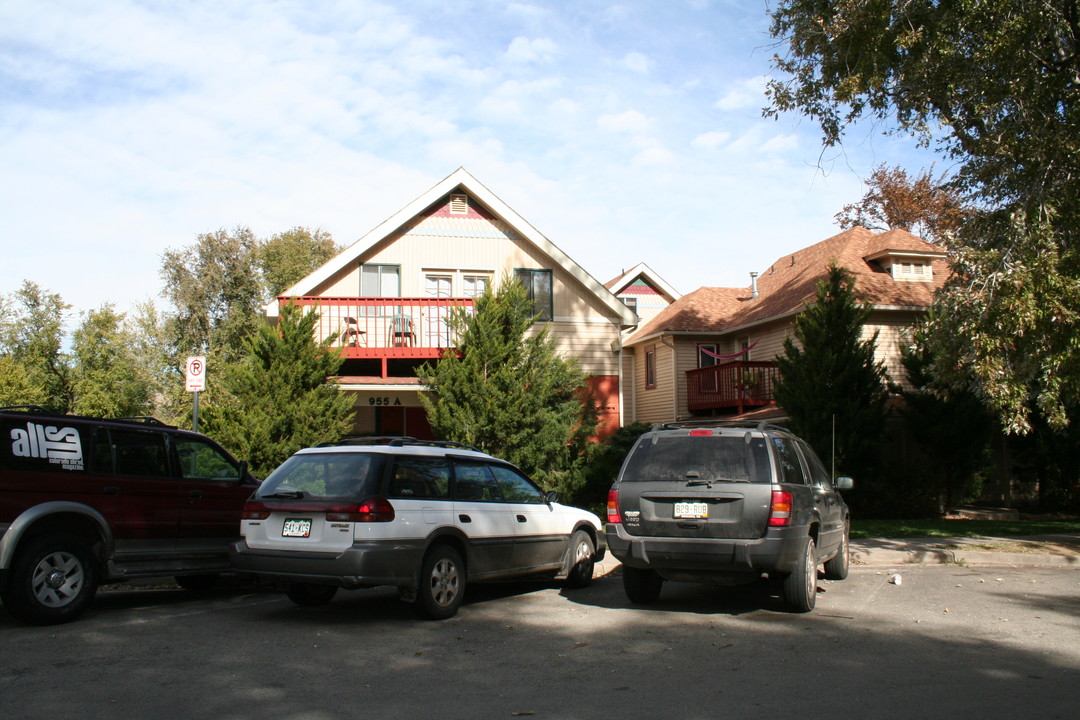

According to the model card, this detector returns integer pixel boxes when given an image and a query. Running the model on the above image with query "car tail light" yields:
[241,502,271,520]
[327,497,395,523]
[688,429,713,436]
[769,490,792,527]
[606,489,620,524]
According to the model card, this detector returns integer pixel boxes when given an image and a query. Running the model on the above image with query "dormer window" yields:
[864,246,944,283]
[892,261,930,281]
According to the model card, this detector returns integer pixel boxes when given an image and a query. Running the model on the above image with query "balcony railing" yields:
[282,297,476,359]
[686,361,779,414]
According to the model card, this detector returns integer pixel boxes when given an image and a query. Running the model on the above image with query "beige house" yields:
[622,226,948,425]
[269,168,638,438]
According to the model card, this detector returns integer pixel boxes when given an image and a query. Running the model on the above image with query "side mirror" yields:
[835,476,854,491]
[238,460,250,482]
[545,490,559,505]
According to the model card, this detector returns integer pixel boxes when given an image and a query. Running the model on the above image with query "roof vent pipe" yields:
[749,271,759,299]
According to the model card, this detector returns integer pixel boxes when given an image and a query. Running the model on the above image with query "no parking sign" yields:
[185,356,206,392]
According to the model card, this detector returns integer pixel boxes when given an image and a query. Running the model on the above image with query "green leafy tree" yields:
[0,356,48,407]
[160,226,265,366]
[772,264,889,482]
[0,281,72,411]
[417,277,598,497]
[898,335,997,512]
[69,304,153,418]
[200,303,354,477]
[258,226,341,298]
[766,1,1080,433]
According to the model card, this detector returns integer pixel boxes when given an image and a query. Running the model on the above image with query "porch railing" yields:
[686,361,779,414]
[282,297,476,358]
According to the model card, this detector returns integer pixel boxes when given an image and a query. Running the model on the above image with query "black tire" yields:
[563,530,595,589]
[822,521,850,581]
[286,583,338,606]
[622,565,663,604]
[175,573,220,592]
[781,536,818,613]
[0,533,99,625]
[414,544,465,620]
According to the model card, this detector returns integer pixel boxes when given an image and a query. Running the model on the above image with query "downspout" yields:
[660,334,678,421]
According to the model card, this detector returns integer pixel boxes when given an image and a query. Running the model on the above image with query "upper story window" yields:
[621,296,638,314]
[514,268,553,322]
[360,263,400,297]
[463,274,491,298]
[892,261,931,281]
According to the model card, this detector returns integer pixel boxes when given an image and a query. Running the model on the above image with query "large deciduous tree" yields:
[258,227,341,298]
[767,0,1080,433]
[772,264,889,483]
[200,303,354,477]
[417,277,598,497]
[835,164,967,243]
[0,281,72,411]
[69,304,153,418]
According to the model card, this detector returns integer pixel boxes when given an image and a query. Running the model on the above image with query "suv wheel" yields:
[563,530,595,588]
[822,522,850,581]
[415,545,464,620]
[780,536,818,613]
[622,566,663,604]
[286,583,338,606]
[1,533,99,625]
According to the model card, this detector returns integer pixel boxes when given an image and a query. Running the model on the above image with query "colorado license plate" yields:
[282,518,312,537]
[674,502,708,519]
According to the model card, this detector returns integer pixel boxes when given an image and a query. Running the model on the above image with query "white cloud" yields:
[597,110,653,134]
[504,36,559,64]
[715,75,768,112]
[692,130,732,151]
[620,51,652,75]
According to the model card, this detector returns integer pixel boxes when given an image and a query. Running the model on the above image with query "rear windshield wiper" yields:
[685,476,750,486]
[262,490,305,499]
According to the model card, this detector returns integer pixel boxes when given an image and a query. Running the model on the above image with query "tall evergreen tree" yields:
[772,264,889,481]
[417,277,598,496]
[200,303,354,477]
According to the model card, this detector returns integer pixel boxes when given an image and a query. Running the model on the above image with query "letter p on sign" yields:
[185,356,207,392]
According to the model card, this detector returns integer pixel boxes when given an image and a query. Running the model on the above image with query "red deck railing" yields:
[686,361,779,414]
[281,297,476,360]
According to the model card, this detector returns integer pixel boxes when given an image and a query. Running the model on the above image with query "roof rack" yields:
[652,419,789,434]
[110,416,175,428]
[316,437,482,452]
[0,405,58,415]
[1,406,177,430]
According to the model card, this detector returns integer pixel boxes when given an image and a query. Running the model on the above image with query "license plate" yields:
[674,502,708,519]
[282,518,312,537]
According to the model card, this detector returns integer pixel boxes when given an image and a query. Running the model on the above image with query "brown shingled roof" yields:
[626,226,948,345]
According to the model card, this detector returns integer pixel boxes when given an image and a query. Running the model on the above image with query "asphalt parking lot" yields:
[2,561,1078,720]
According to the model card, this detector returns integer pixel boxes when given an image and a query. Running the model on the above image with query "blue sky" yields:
[1,0,935,319]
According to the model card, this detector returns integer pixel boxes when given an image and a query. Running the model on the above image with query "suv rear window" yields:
[257,452,385,499]
[620,434,772,484]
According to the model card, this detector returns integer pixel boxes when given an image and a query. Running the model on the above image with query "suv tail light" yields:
[241,502,271,520]
[327,496,395,523]
[769,490,793,527]
[606,489,620,524]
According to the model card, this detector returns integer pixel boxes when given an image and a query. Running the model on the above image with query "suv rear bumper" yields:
[605,523,808,575]
[230,539,425,589]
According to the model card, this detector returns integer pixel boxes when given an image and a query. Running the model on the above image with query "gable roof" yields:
[266,167,638,327]
[627,226,948,345]
[604,262,682,303]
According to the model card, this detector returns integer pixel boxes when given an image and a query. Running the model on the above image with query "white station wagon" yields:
[230,438,604,619]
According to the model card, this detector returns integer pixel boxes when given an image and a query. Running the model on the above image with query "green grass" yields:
[851,517,1080,540]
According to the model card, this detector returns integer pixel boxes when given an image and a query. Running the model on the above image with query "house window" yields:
[463,274,491,298]
[738,336,750,361]
[892,260,931,281]
[424,273,452,298]
[514,268,553,321]
[621,296,638,314]
[697,344,718,368]
[360,264,400,297]
[645,346,657,390]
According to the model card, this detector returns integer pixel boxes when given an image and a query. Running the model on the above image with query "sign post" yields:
[185,356,207,432]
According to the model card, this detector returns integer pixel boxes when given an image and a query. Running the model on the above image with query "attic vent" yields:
[450,194,468,214]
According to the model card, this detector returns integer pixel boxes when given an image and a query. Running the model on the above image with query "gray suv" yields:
[605,421,852,612]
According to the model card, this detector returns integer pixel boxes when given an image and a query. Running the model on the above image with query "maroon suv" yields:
[0,406,259,625]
